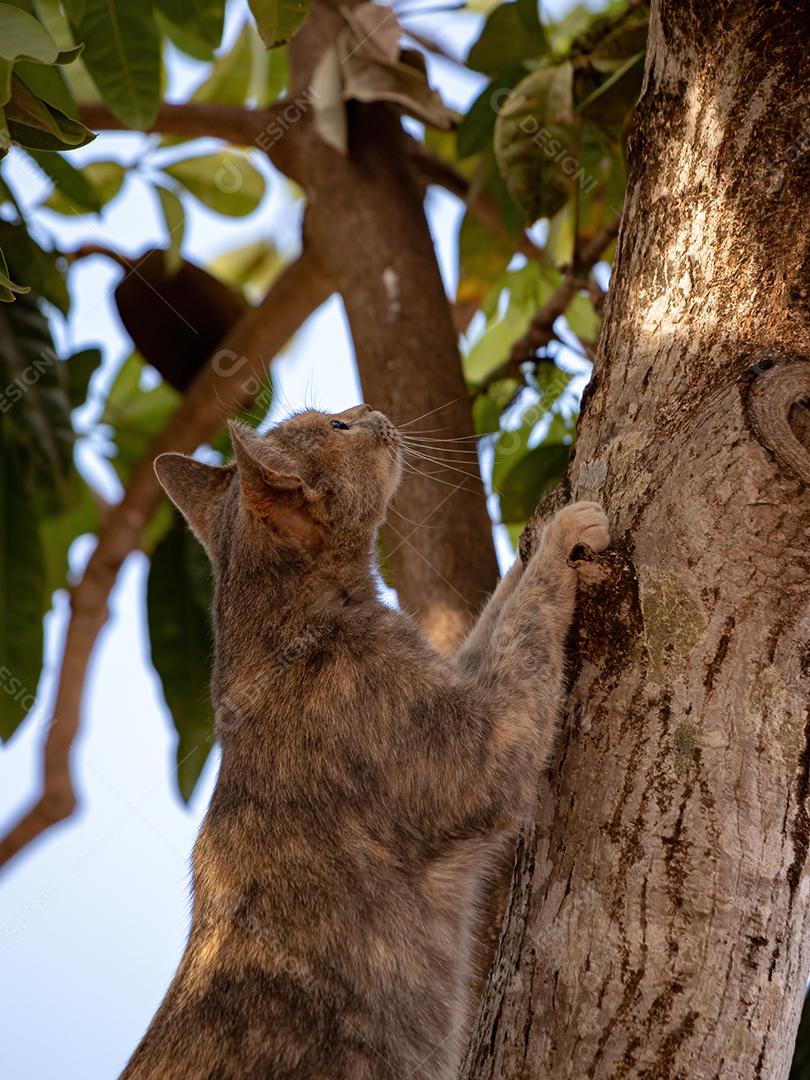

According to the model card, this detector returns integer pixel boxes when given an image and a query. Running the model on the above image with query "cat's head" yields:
[154,405,402,562]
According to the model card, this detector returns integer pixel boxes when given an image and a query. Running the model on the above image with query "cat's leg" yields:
[455,559,523,673]
[465,502,610,820]
[398,504,608,842]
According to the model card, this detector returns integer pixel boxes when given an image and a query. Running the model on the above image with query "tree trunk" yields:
[288,1,499,649]
[464,1,810,1076]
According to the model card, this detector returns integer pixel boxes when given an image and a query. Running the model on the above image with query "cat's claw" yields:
[543,501,610,559]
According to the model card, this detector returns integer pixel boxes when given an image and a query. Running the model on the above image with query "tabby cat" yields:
[120,404,609,1079]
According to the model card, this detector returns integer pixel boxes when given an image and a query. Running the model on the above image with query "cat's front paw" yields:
[543,501,610,560]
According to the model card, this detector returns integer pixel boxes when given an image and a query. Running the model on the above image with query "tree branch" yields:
[0,250,333,872]
[68,243,131,269]
[77,101,306,180]
[78,101,269,145]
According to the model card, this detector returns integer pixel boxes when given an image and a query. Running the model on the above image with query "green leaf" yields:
[457,209,515,305]
[0,218,68,312]
[545,2,592,54]
[65,346,102,408]
[42,158,124,214]
[25,0,97,103]
[456,75,521,159]
[589,11,648,69]
[101,352,180,482]
[162,152,265,217]
[491,372,572,493]
[575,118,625,241]
[465,304,531,386]
[154,185,185,274]
[479,150,526,234]
[498,439,570,523]
[565,292,600,342]
[467,2,547,74]
[147,511,214,801]
[578,50,644,134]
[0,244,30,301]
[0,422,46,742]
[14,60,78,118]
[0,3,61,64]
[464,263,559,385]
[39,470,99,599]
[191,20,252,104]
[0,291,74,501]
[153,0,224,50]
[26,146,101,212]
[0,105,10,155]
[256,39,287,104]
[472,377,520,436]
[208,239,282,300]
[494,61,578,223]
[516,0,541,32]
[72,0,160,129]
[0,57,12,107]
[64,0,86,23]
[7,115,93,151]
[248,0,310,50]
[153,9,213,61]
[5,73,94,149]
[545,195,575,267]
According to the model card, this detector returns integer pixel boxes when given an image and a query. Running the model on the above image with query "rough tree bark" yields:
[464,1,810,1076]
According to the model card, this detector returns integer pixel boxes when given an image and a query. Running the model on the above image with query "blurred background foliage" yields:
[0,0,646,797]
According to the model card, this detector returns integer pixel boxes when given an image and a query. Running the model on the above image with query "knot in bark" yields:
[743,355,810,485]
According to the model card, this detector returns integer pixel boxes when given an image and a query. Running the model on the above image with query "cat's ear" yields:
[154,453,234,552]
[228,421,323,547]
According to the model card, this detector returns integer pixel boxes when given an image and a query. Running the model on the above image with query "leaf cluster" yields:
[0,0,647,800]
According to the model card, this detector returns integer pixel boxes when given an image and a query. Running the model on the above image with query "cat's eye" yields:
[331,420,350,430]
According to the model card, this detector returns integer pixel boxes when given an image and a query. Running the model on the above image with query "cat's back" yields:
[120,605,473,1079]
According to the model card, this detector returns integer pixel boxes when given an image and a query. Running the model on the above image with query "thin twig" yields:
[0,250,333,872]
[78,101,268,145]
[68,244,131,270]
[77,101,305,180]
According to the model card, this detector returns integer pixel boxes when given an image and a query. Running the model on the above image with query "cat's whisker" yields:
[211,385,239,425]
[402,435,489,446]
[401,449,478,477]
[398,396,464,429]
[399,440,482,458]
[387,503,439,529]
[397,425,455,436]
[397,458,481,494]
[401,447,483,483]
[402,429,489,441]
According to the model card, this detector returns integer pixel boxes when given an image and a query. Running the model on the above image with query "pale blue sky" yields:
[0,3,583,1077]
